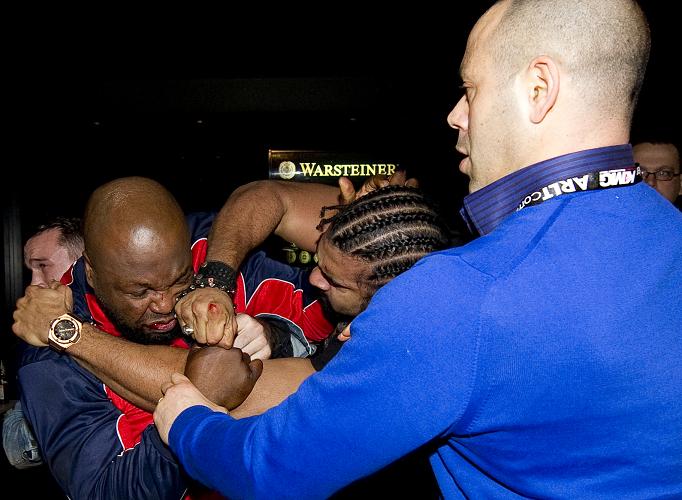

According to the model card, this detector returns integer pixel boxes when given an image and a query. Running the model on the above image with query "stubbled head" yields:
[83,177,193,344]
[448,0,650,193]
[309,185,451,317]
[24,217,84,287]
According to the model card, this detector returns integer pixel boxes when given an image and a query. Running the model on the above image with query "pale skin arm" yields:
[230,357,315,418]
[155,373,226,444]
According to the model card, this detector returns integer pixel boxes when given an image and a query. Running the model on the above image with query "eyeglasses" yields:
[636,163,681,182]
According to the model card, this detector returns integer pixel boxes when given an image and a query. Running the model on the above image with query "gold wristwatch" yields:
[48,313,83,352]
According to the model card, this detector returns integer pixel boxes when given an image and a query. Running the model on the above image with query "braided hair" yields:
[318,185,451,294]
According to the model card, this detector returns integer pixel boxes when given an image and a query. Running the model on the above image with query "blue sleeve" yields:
[18,346,187,500]
[185,211,216,242]
[241,251,318,304]
[167,255,483,499]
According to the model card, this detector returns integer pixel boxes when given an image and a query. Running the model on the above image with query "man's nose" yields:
[30,272,48,288]
[447,94,468,131]
[149,290,174,314]
[309,267,330,291]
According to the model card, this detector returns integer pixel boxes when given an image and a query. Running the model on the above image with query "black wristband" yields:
[176,260,238,302]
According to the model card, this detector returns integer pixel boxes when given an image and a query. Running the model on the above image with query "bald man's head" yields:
[84,177,189,266]
[489,0,650,122]
[82,177,193,344]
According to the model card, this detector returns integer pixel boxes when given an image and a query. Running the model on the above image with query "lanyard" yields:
[516,166,641,212]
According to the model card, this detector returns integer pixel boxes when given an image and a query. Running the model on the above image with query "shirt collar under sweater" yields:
[460,145,635,236]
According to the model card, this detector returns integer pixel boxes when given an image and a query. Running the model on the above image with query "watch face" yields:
[53,319,77,341]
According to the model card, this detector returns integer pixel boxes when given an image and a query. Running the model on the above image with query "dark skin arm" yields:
[72,326,188,412]
[184,346,264,410]
[176,175,414,347]
[175,180,340,347]
[206,180,340,266]
[12,282,187,412]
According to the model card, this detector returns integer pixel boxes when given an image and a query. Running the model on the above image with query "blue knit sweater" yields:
[169,181,682,499]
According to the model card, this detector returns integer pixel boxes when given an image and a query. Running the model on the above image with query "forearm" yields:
[71,325,188,412]
[207,180,340,266]
[230,357,315,418]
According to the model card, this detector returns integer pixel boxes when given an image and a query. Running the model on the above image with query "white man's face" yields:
[446,2,518,194]
[633,142,681,203]
[24,229,75,286]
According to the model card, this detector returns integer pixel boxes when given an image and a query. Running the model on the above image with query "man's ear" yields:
[83,251,96,288]
[525,55,560,124]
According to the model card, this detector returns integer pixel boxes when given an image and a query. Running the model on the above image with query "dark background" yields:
[2,2,680,495]
[6,2,679,227]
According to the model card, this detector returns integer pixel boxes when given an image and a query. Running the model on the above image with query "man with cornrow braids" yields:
[305,184,457,366]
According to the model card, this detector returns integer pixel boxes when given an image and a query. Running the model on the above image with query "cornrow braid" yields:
[320,185,451,292]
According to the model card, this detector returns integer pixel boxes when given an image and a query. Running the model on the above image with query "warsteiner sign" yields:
[269,150,400,186]
[267,150,405,268]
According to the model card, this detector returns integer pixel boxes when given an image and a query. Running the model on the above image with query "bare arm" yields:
[207,180,341,264]
[72,326,188,412]
[154,357,316,444]
[230,357,315,418]
[12,283,187,412]
[177,176,406,346]
[176,180,340,347]
[208,175,417,264]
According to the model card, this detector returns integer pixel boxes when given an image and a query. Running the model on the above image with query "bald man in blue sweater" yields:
[155,1,682,498]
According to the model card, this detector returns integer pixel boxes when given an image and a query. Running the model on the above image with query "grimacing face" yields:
[85,243,193,344]
[24,228,76,287]
[633,142,681,203]
[308,235,373,318]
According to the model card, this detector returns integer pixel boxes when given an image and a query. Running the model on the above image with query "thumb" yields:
[338,177,357,204]
[249,358,264,382]
[337,323,352,342]
[170,372,191,385]
[388,170,407,185]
